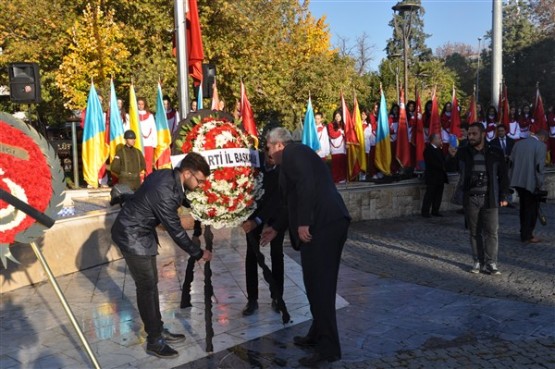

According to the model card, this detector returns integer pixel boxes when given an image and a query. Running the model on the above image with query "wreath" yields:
[174,116,264,228]
[0,113,65,267]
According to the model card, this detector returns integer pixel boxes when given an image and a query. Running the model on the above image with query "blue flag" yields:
[109,79,125,162]
[374,89,391,175]
[82,83,107,188]
[301,97,320,151]
[197,84,203,110]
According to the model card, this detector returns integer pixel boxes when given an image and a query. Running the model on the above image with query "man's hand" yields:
[201,249,212,262]
[448,146,457,157]
[241,220,257,234]
[260,226,277,247]
[298,225,312,243]
[500,200,508,207]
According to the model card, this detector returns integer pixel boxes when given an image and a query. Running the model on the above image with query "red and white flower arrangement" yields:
[177,117,264,228]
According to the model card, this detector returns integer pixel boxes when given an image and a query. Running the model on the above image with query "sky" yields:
[308,0,494,71]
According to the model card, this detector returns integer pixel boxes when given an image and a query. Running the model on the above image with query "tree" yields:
[56,4,130,109]
[435,42,475,59]
[530,0,555,37]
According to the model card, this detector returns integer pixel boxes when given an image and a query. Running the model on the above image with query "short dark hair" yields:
[496,124,506,130]
[163,95,171,103]
[179,152,210,176]
[469,122,485,132]
[315,112,323,118]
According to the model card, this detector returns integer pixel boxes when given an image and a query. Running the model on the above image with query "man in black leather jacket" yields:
[111,152,212,359]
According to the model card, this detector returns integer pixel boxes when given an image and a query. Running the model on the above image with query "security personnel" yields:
[111,130,146,190]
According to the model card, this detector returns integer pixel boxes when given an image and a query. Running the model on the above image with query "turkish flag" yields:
[451,87,461,139]
[396,89,411,168]
[533,87,547,132]
[240,82,257,137]
[186,0,204,85]
[414,93,425,170]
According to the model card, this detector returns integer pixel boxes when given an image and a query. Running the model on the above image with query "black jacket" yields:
[489,136,515,157]
[448,144,509,208]
[273,143,350,248]
[111,169,202,259]
[423,144,448,185]
[250,164,282,226]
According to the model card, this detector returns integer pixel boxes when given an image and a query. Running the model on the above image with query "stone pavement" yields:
[1,202,554,368]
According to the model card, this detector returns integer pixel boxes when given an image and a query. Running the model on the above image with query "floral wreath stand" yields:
[172,113,291,351]
[0,113,101,369]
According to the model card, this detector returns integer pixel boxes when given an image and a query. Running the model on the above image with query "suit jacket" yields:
[273,143,350,248]
[423,144,448,185]
[509,136,546,193]
[250,164,282,226]
[489,136,515,157]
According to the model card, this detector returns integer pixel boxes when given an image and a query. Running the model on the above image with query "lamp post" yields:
[476,37,482,104]
[392,0,422,102]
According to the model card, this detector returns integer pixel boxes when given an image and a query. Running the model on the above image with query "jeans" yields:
[465,196,499,265]
[123,254,164,342]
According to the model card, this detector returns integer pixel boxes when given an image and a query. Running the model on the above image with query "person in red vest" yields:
[485,106,498,142]
[137,97,157,176]
[365,103,378,178]
[548,104,555,165]
[440,102,453,154]
[163,95,181,135]
[389,103,400,174]
[327,110,347,183]
[518,104,534,139]
[507,106,521,140]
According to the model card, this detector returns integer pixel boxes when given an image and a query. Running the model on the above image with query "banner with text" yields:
[170,148,260,170]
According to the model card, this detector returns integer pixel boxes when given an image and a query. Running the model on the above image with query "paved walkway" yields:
[1,202,554,368]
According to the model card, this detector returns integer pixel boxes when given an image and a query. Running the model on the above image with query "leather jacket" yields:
[111,169,202,259]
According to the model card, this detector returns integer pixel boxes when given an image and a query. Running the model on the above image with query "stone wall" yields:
[338,169,555,222]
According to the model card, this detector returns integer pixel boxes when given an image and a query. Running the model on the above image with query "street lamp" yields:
[392,0,422,101]
[476,37,482,103]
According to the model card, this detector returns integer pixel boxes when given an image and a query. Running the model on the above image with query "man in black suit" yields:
[421,133,449,217]
[261,127,350,367]
[241,150,285,316]
[489,124,515,160]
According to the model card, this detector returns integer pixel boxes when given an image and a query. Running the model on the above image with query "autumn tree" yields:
[56,3,130,109]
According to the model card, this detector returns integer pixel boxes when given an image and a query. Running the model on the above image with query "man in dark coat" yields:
[448,123,509,275]
[261,127,350,367]
[489,124,515,160]
[421,133,448,217]
[241,150,286,316]
[111,130,146,190]
[111,152,212,359]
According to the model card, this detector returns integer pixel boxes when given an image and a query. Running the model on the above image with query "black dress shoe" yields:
[161,329,186,343]
[146,338,179,359]
[242,301,258,316]
[431,213,443,217]
[421,213,431,218]
[293,335,317,347]
[298,352,339,367]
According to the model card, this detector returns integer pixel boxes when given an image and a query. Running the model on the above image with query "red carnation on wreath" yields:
[176,117,264,228]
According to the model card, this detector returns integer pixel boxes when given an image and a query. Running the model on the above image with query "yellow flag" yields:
[128,84,143,151]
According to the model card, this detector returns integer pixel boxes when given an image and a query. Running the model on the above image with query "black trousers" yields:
[422,183,444,215]
[123,254,163,343]
[245,224,285,301]
[300,218,349,359]
[516,187,539,241]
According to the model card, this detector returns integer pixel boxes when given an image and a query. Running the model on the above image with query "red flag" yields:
[451,87,461,139]
[429,88,441,136]
[415,91,425,170]
[533,86,547,132]
[396,89,411,168]
[240,82,257,137]
[186,0,204,85]
[467,92,477,124]
[500,84,509,128]
[342,92,360,180]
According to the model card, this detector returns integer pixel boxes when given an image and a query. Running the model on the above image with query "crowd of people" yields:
[312,100,554,184]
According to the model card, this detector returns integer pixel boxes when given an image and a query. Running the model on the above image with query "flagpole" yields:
[175,0,189,117]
